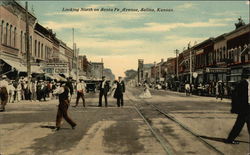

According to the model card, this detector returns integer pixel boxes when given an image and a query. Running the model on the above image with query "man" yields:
[8,81,15,103]
[0,75,9,112]
[98,76,109,107]
[66,77,74,97]
[53,81,77,131]
[185,82,191,96]
[225,76,250,144]
[73,79,86,107]
[114,77,126,107]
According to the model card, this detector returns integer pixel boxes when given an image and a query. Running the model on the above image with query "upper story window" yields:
[1,20,4,44]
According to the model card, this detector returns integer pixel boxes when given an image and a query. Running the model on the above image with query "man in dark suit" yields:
[114,77,125,107]
[53,81,77,131]
[98,76,109,107]
[225,76,250,144]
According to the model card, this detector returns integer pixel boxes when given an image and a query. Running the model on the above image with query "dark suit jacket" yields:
[114,81,125,98]
[99,81,110,94]
[231,79,250,115]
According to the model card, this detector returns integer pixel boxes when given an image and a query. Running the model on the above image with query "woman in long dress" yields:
[139,83,152,99]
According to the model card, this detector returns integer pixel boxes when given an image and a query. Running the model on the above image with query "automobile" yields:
[86,82,96,93]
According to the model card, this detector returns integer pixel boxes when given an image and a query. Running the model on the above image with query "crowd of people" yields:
[139,80,236,100]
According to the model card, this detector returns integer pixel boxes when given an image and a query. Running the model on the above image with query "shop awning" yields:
[2,59,26,72]
[53,74,67,81]
[31,65,44,74]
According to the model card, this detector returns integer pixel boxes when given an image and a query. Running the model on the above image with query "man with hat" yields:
[98,76,110,107]
[225,74,250,144]
[114,76,126,107]
[73,79,86,107]
[0,75,9,112]
[53,81,77,131]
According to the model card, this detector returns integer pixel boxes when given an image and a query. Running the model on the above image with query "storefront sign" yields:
[44,63,69,74]
[205,68,229,73]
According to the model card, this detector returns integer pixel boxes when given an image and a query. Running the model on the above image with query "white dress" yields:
[139,84,152,99]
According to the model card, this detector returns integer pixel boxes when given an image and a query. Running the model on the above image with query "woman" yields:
[139,83,152,99]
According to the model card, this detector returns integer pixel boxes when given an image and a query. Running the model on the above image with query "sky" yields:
[20,0,249,78]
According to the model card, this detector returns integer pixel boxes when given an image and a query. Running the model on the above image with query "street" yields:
[0,87,249,155]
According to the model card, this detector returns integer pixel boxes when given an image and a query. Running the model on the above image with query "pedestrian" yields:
[225,76,250,144]
[185,82,191,96]
[114,77,126,107]
[66,77,74,97]
[41,81,46,101]
[8,81,15,103]
[16,81,22,102]
[36,80,42,101]
[53,81,77,131]
[31,80,37,101]
[139,82,152,99]
[0,75,9,112]
[98,76,110,107]
[73,79,86,107]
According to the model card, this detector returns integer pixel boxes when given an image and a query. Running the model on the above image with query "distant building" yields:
[88,62,103,80]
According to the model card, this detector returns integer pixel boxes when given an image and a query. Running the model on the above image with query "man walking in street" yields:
[114,77,126,107]
[225,75,250,144]
[0,75,9,112]
[53,81,77,131]
[98,76,109,107]
[73,79,86,107]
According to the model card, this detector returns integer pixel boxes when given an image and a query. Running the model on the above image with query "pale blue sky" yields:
[20,1,249,77]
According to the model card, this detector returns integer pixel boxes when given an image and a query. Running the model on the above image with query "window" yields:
[35,40,37,57]
[23,32,26,52]
[5,23,8,44]
[38,42,40,58]
[9,25,12,46]
[20,31,23,52]
[1,20,4,44]
[41,44,43,59]
[14,27,16,47]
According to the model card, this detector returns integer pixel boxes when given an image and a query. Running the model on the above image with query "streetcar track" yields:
[126,95,174,155]
[126,93,225,155]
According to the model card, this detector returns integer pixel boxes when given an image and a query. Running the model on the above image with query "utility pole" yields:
[25,2,31,89]
[101,58,103,78]
[154,61,156,84]
[175,49,179,79]
[189,44,192,84]
[70,28,75,77]
[76,48,79,82]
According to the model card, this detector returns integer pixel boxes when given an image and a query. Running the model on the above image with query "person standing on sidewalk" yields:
[53,81,77,131]
[185,82,191,96]
[225,76,250,144]
[0,75,9,112]
[73,79,86,107]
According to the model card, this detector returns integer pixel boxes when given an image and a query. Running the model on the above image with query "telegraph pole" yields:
[101,58,103,78]
[189,50,192,84]
[70,28,75,77]
[175,49,179,79]
[76,48,79,82]
[25,2,31,89]
[188,42,192,84]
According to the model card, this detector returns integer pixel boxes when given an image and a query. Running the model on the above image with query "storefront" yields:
[229,64,250,82]
[204,67,229,82]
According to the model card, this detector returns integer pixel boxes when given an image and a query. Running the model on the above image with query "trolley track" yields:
[126,93,225,155]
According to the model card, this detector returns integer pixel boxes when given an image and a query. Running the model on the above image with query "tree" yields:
[124,69,137,82]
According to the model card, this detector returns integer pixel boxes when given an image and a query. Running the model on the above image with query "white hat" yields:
[2,75,7,78]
